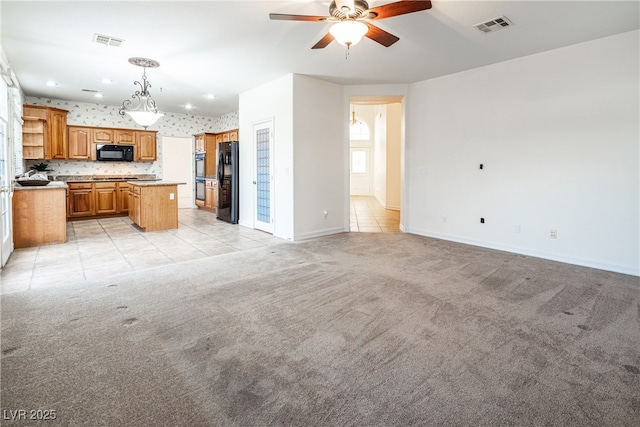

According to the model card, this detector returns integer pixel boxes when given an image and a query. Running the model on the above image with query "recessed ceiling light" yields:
[185,103,193,110]
[94,93,103,99]
[206,94,215,100]
[101,78,112,84]
[46,81,58,87]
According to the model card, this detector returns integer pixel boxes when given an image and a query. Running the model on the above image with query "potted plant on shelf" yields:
[28,162,52,181]
[30,162,51,173]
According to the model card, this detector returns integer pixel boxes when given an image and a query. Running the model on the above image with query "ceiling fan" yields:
[269,0,432,50]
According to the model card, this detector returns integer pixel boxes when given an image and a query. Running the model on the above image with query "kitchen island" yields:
[12,181,68,248]
[128,181,185,232]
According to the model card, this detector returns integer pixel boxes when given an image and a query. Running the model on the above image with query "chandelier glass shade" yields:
[119,57,163,129]
[329,20,369,47]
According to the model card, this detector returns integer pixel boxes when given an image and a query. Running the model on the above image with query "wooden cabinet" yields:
[22,107,160,162]
[117,182,129,213]
[68,126,92,160]
[67,181,131,218]
[204,180,217,209]
[128,183,179,232]
[68,183,94,218]
[215,134,223,144]
[22,105,68,160]
[194,133,217,176]
[136,131,157,161]
[21,117,47,159]
[194,134,205,153]
[228,130,238,141]
[64,124,157,162]
[129,185,141,225]
[93,128,115,144]
[13,185,67,248]
[115,129,135,145]
[94,182,117,215]
[48,109,68,159]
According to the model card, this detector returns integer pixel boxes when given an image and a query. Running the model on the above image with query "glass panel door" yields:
[254,120,273,233]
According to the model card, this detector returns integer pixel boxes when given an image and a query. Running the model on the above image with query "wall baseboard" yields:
[406,228,640,277]
[295,227,346,241]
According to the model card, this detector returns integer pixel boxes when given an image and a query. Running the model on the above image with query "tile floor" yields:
[0,209,281,295]
[350,196,400,233]
[1,198,400,295]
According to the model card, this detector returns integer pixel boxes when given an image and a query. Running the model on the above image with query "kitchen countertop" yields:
[13,181,68,191]
[54,174,157,182]
[127,181,186,187]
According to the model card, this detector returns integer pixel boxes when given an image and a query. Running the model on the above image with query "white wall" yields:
[292,74,344,240]
[385,103,402,211]
[405,30,639,275]
[238,74,343,241]
[239,74,294,239]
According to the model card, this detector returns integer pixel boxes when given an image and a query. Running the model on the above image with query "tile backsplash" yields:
[24,97,238,179]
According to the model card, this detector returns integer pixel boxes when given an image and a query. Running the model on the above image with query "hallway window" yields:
[350,116,370,141]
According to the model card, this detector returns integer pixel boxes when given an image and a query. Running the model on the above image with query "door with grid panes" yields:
[253,120,273,233]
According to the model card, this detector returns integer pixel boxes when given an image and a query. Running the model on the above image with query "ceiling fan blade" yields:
[269,13,328,22]
[368,1,432,20]
[312,33,335,49]
[365,24,400,47]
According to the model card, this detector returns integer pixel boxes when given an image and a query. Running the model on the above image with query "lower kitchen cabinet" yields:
[67,181,130,219]
[128,182,179,231]
[13,184,67,248]
[68,183,94,217]
[118,183,129,213]
[94,182,117,215]
[204,180,217,210]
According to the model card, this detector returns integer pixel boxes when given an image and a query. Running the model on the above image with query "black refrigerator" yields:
[217,141,239,223]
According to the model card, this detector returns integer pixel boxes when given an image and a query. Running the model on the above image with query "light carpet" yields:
[1,232,639,426]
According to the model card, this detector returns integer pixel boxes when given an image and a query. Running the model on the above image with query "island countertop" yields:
[127,181,186,187]
[13,181,68,191]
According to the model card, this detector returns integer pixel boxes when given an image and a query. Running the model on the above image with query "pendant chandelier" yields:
[119,57,164,129]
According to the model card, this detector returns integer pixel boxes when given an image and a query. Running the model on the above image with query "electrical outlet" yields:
[442,216,447,223]
[169,193,175,200]
[550,229,557,239]
[514,224,521,233]
[480,218,485,224]
[323,210,328,220]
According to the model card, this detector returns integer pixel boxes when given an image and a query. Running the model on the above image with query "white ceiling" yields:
[2,1,638,117]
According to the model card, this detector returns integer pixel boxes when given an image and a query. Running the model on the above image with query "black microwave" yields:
[96,144,134,162]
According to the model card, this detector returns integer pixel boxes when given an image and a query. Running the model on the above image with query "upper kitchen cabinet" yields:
[22,105,68,160]
[66,125,156,162]
[194,134,205,153]
[93,128,115,144]
[68,126,92,160]
[115,129,135,145]
[136,131,157,161]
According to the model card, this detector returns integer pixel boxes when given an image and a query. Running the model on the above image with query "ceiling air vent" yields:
[93,33,124,47]
[473,16,513,33]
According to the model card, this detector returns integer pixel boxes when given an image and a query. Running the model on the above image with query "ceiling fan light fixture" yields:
[329,20,368,47]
